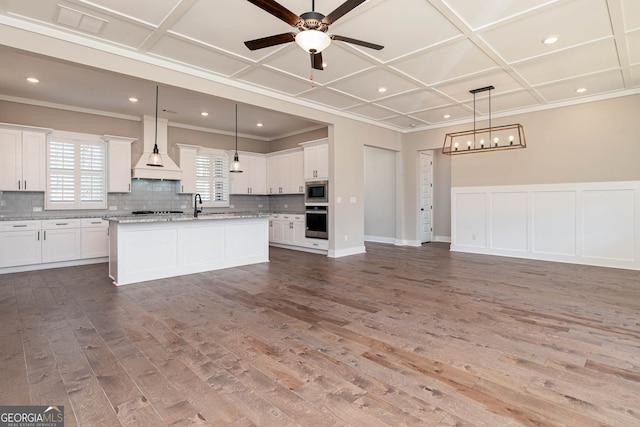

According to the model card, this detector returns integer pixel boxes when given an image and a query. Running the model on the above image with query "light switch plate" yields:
[350,197,357,204]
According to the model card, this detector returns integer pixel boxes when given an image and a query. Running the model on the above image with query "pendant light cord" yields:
[154,85,159,151]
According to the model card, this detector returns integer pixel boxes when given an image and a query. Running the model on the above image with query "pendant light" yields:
[230,104,243,173]
[146,85,164,167]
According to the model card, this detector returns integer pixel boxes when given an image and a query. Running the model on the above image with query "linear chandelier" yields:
[442,85,526,155]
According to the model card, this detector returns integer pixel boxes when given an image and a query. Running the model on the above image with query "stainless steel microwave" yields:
[305,180,328,204]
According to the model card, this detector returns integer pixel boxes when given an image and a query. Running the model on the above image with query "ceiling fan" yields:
[244,0,383,70]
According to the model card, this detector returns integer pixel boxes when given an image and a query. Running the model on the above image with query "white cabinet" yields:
[0,126,48,192]
[104,135,134,193]
[81,218,109,258]
[0,220,42,268]
[269,214,305,247]
[0,217,108,271]
[41,219,82,263]
[177,144,199,194]
[302,140,328,180]
[230,152,267,195]
[267,150,304,194]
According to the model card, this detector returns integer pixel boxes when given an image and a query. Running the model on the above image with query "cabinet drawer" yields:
[82,218,108,228]
[0,220,41,231]
[42,219,81,229]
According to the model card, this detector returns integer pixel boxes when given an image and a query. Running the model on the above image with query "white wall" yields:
[364,146,396,243]
[451,181,640,270]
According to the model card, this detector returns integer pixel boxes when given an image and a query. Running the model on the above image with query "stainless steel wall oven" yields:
[305,206,328,239]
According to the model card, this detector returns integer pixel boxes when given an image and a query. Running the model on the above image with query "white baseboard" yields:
[364,235,395,244]
[329,245,366,258]
[434,235,451,243]
[0,257,108,275]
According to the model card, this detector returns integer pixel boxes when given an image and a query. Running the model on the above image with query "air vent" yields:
[56,5,107,34]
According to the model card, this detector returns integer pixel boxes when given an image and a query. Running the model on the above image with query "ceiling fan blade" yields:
[244,32,296,50]
[311,52,324,70]
[331,34,384,50]
[322,0,367,25]
[246,0,301,26]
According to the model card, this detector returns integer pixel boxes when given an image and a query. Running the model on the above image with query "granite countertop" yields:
[106,212,271,224]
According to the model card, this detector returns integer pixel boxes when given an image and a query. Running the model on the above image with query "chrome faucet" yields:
[194,193,203,217]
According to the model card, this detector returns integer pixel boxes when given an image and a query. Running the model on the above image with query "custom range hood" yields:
[131,115,182,180]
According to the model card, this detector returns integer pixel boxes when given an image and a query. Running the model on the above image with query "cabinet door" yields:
[304,143,328,180]
[82,227,109,258]
[0,230,41,267]
[249,156,267,195]
[293,220,306,247]
[271,220,286,243]
[314,143,329,179]
[0,128,22,191]
[21,131,46,192]
[289,151,304,194]
[107,138,133,193]
[42,228,82,263]
[266,157,278,195]
[178,145,198,194]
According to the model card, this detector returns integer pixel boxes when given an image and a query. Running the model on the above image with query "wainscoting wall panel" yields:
[451,181,640,270]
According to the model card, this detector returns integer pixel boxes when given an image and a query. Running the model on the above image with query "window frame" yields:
[45,131,107,211]
[195,147,229,208]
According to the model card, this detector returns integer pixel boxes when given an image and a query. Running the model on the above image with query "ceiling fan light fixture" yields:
[295,30,331,53]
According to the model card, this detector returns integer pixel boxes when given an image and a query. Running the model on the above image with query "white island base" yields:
[108,216,269,286]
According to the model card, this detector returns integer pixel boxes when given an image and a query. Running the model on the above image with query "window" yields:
[46,132,106,210]
[195,149,229,207]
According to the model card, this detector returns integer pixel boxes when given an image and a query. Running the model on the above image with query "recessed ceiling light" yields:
[443,114,451,119]
[128,97,138,102]
[26,77,39,83]
[377,87,387,93]
[542,36,559,45]
[201,111,209,116]
[576,87,587,93]
[256,123,263,127]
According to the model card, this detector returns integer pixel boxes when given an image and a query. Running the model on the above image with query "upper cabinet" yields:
[0,125,49,192]
[302,139,328,180]
[176,144,199,194]
[267,149,304,195]
[230,152,267,195]
[103,135,134,193]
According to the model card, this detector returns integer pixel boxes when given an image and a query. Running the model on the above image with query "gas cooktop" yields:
[131,210,184,215]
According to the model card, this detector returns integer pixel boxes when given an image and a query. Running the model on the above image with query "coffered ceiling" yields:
[0,0,639,139]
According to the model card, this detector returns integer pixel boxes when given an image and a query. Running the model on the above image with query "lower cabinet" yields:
[0,220,42,268]
[0,217,108,272]
[81,218,109,258]
[269,214,326,252]
[41,219,82,263]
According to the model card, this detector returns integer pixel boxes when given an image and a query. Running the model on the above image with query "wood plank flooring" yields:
[1,242,639,426]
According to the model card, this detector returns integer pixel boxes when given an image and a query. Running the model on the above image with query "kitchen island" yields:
[107,213,269,286]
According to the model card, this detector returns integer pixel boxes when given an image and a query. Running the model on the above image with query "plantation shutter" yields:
[195,150,229,207]
[46,134,106,210]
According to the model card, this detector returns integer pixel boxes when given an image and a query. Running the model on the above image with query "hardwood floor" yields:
[1,242,639,426]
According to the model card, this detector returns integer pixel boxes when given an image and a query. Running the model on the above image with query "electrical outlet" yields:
[229,204,234,209]
[472,234,476,240]
[33,207,42,212]
[350,196,357,204]
[337,196,342,204]
[344,234,348,242]
[109,206,117,211]
[180,205,186,209]
[284,204,288,208]
[258,204,263,208]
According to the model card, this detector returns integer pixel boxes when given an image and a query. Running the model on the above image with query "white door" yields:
[419,151,433,243]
